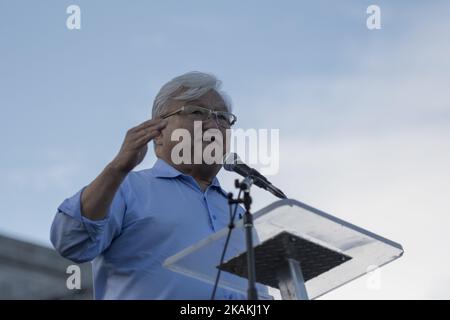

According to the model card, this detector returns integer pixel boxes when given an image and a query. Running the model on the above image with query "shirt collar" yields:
[151,158,222,190]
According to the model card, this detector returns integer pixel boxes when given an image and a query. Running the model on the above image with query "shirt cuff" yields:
[57,186,110,242]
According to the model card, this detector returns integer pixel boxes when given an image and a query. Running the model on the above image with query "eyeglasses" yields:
[160,105,237,128]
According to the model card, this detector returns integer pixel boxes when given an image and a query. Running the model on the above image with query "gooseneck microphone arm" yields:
[223,153,287,199]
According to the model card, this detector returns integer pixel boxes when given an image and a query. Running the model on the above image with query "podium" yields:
[163,199,404,300]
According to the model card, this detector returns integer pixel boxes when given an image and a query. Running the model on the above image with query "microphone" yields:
[223,153,287,199]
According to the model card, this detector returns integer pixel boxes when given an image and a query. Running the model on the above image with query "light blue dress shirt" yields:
[50,158,259,300]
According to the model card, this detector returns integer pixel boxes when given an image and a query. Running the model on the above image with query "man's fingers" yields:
[133,122,165,140]
[134,129,162,147]
[133,118,167,132]
[133,121,167,136]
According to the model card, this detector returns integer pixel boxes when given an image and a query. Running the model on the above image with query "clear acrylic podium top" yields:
[164,199,404,299]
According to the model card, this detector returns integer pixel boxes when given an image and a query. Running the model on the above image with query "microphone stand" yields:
[231,176,258,300]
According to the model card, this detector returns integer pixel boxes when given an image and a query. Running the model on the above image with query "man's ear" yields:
[153,137,162,158]
[154,131,164,146]
[153,128,166,147]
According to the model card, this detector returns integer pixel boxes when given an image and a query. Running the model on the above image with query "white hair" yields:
[152,71,232,118]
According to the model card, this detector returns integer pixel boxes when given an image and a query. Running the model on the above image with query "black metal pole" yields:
[242,187,258,300]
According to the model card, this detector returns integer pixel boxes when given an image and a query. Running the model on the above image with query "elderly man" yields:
[50,71,264,299]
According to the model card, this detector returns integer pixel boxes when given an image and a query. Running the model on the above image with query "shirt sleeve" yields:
[50,181,127,263]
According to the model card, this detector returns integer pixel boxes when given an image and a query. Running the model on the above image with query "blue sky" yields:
[1,1,450,299]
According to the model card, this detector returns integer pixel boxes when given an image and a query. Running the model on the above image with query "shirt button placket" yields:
[203,194,216,231]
